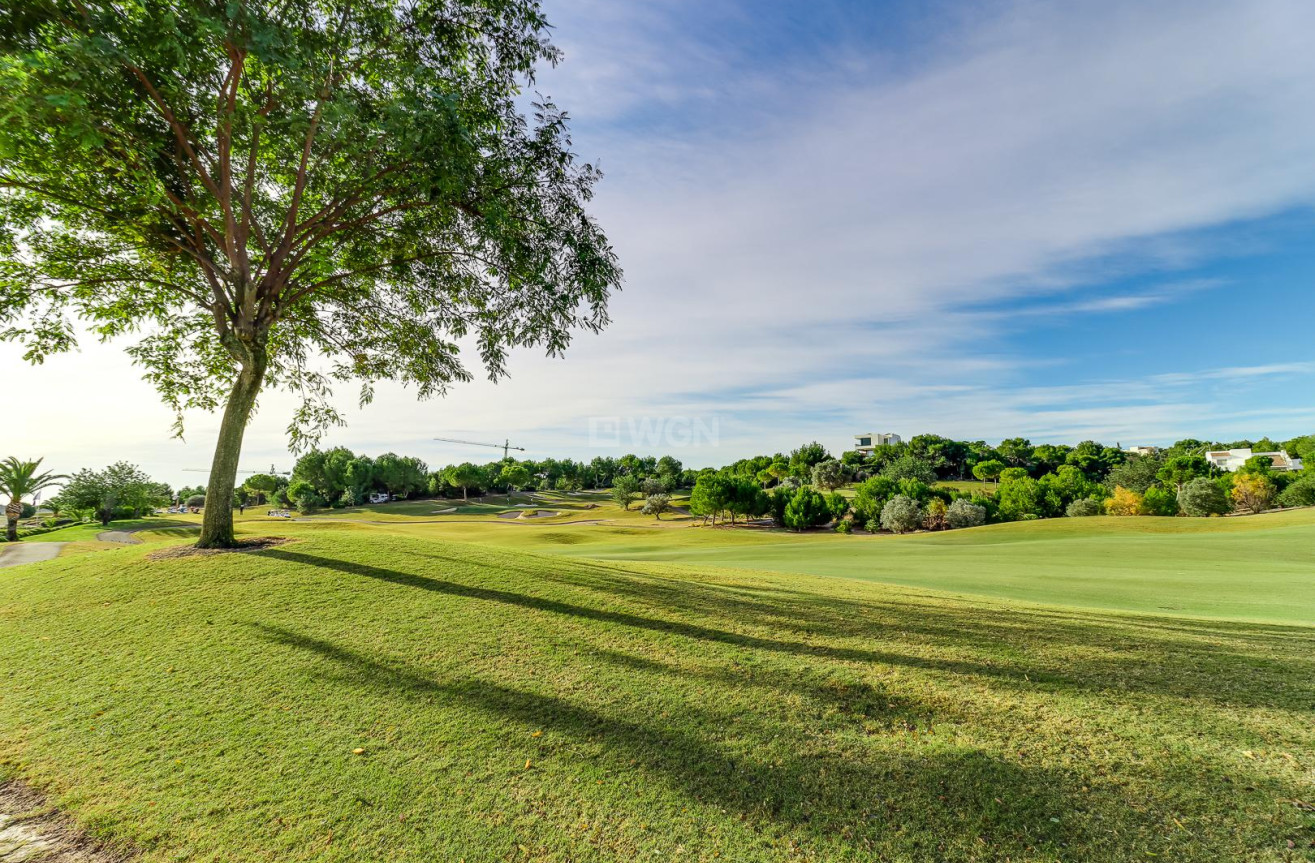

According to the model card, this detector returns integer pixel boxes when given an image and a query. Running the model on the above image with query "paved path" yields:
[0,542,65,569]
[95,529,140,544]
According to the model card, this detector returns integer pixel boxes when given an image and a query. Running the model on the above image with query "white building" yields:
[1203,448,1303,473]
[1124,445,1161,457]
[854,432,901,455]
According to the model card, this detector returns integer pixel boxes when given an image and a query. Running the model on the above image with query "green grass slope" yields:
[372,508,1315,624]
[1,527,1312,861]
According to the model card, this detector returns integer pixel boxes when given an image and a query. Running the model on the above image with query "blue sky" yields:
[7,0,1315,482]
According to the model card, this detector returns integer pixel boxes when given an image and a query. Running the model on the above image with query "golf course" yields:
[2,500,1312,861]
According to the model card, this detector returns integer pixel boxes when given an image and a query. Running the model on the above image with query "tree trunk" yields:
[5,517,16,543]
[198,354,268,548]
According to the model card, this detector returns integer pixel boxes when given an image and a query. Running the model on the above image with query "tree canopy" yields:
[0,0,620,546]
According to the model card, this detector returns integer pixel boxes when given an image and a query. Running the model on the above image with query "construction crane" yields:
[433,437,526,459]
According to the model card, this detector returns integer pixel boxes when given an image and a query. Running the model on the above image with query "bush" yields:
[811,459,847,492]
[864,518,880,533]
[1065,498,1103,517]
[850,476,898,525]
[834,518,853,534]
[946,498,986,528]
[1277,475,1315,508]
[997,476,1057,521]
[923,497,948,530]
[1104,486,1143,516]
[1141,485,1180,517]
[825,491,850,522]
[880,495,923,534]
[1178,477,1230,517]
[1231,473,1275,514]
[185,494,205,509]
[641,493,672,519]
[783,488,831,531]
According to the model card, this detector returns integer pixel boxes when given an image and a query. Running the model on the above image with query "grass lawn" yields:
[16,518,182,543]
[1,513,1313,861]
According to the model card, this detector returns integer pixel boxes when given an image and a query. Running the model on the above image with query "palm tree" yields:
[0,457,67,542]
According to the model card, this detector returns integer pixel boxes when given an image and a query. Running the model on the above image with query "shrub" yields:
[641,493,672,519]
[810,459,847,492]
[1231,473,1275,514]
[1065,497,1103,517]
[946,498,986,528]
[851,476,898,525]
[1104,486,1143,516]
[783,488,830,531]
[864,518,880,533]
[1277,475,1315,508]
[924,498,948,530]
[825,491,850,522]
[880,495,923,534]
[1178,477,1230,517]
[997,476,1056,521]
[185,494,206,509]
[834,518,853,534]
[1141,486,1180,516]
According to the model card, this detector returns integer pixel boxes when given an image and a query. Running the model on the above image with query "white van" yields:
[368,492,391,504]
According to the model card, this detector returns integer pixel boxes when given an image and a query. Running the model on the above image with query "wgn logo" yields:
[588,416,719,448]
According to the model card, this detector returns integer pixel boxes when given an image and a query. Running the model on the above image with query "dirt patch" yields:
[146,536,294,561]
[0,780,132,861]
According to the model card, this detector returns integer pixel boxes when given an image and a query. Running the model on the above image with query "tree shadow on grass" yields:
[259,548,1035,683]
[250,623,1096,859]
[258,547,1315,713]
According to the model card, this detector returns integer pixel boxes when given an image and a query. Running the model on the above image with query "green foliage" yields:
[185,494,206,509]
[1179,478,1230,517]
[787,442,830,479]
[999,467,1029,484]
[996,437,1035,468]
[1141,486,1180,517]
[810,459,847,492]
[783,487,830,531]
[924,497,948,530]
[971,459,1005,483]
[946,498,987,528]
[1065,441,1126,480]
[880,495,923,533]
[1106,453,1165,494]
[834,518,853,534]
[1065,498,1104,518]
[825,491,850,522]
[880,456,937,484]
[850,476,898,526]
[375,454,430,499]
[641,493,672,520]
[1277,476,1315,508]
[56,462,166,526]
[996,476,1060,521]
[1155,455,1211,492]
[1239,455,1275,476]
[0,456,67,541]
[611,475,641,511]
[0,1,620,546]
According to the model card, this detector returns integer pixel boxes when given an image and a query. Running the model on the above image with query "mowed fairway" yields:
[0,513,1313,861]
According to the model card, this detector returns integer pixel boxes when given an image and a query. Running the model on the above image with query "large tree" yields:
[0,1,620,547]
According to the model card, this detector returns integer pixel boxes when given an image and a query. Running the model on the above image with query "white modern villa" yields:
[854,432,902,455]
[1203,447,1304,473]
